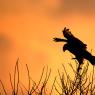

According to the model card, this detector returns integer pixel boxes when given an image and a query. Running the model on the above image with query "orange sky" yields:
[0,0,95,94]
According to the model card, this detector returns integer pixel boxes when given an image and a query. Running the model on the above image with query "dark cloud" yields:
[41,0,95,18]
[0,0,95,15]
[63,0,95,13]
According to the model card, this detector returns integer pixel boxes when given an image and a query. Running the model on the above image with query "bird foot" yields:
[72,57,77,59]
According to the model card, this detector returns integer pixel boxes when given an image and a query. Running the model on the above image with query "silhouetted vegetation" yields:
[0,59,95,95]
[54,62,95,95]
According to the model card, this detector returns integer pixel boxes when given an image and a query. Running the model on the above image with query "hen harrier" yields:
[54,27,95,65]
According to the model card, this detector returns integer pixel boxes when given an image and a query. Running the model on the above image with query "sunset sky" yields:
[0,0,95,94]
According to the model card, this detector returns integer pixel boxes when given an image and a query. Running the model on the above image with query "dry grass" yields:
[0,59,95,95]
[54,61,95,95]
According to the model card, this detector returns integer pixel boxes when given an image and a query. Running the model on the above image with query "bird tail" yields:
[90,56,95,65]
[53,37,67,42]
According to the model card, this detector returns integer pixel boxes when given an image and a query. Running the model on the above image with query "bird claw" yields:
[72,58,77,59]
[53,38,58,42]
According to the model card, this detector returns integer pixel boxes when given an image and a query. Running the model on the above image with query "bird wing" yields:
[62,27,87,49]
[73,37,87,49]
[62,27,72,39]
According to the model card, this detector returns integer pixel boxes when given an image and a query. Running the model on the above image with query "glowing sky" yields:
[0,0,95,94]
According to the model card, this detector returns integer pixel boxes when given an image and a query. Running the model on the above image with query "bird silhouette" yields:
[53,27,95,65]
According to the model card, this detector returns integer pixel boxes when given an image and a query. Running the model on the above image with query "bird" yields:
[53,27,95,65]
